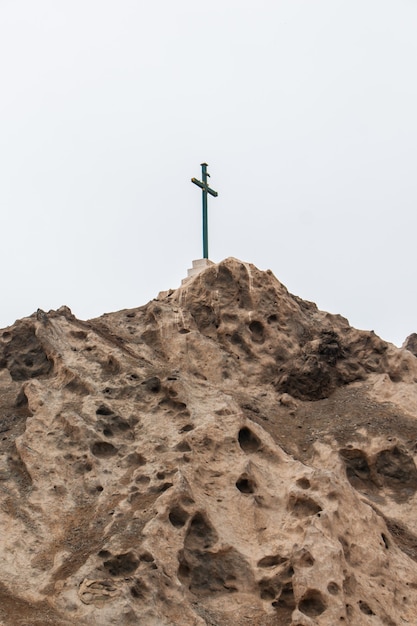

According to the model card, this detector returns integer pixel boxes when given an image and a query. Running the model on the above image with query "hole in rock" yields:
[381,533,390,549]
[98,550,111,559]
[103,428,113,437]
[142,377,161,393]
[375,446,417,487]
[238,427,261,453]
[15,387,29,408]
[296,477,311,489]
[96,485,104,492]
[289,495,322,517]
[298,590,326,617]
[236,475,256,494]
[359,601,375,615]
[193,371,207,380]
[15,388,32,417]
[130,577,147,598]
[179,545,251,596]
[180,424,194,433]
[267,314,278,324]
[177,559,190,581]
[231,331,252,356]
[260,585,276,600]
[65,378,90,395]
[140,552,154,562]
[91,441,118,458]
[259,572,287,601]
[257,554,286,568]
[70,330,88,339]
[249,320,265,343]
[186,512,218,550]
[327,582,340,595]
[74,460,93,474]
[157,482,173,493]
[297,549,315,567]
[102,355,121,375]
[104,552,139,576]
[169,505,189,528]
[125,452,146,467]
[159,398,188,413]
[339,448,372,491]
[175,441,191,452]
[96,405,113,416]
[272,582,296,610]
[113,417,131,432]
[179,328,190,334]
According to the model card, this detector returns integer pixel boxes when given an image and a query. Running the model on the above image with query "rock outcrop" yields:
[1,258,417,625]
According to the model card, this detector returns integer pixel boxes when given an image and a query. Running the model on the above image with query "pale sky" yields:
[1,0,417,346]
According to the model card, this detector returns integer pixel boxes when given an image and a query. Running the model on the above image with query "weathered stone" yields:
[0,258,417,625]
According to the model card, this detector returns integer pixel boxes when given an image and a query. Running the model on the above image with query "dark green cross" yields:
[191,163,218,259]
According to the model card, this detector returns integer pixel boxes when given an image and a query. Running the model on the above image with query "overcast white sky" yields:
[1,0,417,346]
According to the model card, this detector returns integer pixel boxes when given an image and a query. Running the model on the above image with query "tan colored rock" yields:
[1,258,417,624]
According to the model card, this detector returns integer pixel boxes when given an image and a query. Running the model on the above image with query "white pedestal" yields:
[182,259,214,285]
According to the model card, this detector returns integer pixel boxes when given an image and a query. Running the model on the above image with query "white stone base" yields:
[182,259,214,285]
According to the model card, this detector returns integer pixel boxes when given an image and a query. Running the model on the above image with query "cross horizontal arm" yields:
[191,177,218,197]
[191,177,204,189]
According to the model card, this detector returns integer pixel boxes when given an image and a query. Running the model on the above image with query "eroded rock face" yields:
[403,332,417,357]
[1,257,417,625]
[0,320,53,381]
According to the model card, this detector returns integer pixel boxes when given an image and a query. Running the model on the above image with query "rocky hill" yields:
[1,258,417,625]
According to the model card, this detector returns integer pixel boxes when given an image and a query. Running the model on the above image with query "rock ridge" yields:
[0,258,417,624]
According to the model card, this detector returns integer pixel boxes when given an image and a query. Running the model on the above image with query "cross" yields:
[191,163,218,259]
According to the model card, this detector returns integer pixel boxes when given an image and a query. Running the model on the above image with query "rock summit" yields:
[1,258,417,625]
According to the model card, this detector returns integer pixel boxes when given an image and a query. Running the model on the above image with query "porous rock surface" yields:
[1,258,417,625]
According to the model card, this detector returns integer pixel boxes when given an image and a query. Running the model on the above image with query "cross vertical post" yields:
[191,163,218,259]
[201,163,209,260]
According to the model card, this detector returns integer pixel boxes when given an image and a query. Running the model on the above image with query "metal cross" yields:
[191,163,218,259]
